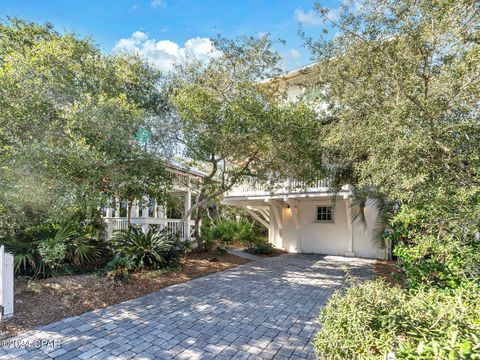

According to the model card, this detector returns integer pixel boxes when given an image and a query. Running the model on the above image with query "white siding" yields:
[270,198,387,259]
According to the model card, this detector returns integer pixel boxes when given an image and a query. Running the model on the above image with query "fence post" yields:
[0,245,14,319]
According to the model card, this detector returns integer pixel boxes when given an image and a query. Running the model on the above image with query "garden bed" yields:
[0,251,250,340]
[374,259,405,286]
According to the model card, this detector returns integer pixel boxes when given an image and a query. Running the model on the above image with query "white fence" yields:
[0,246,14,319]
[104,217,197,240]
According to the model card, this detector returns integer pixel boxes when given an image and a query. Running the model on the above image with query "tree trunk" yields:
[193,205,203,251]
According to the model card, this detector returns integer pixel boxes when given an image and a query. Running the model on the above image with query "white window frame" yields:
[315,205,335,223]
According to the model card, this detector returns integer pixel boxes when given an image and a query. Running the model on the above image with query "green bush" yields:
[111,227,181,269]
[250,242,274,255]
[105,255,134,284]
[315,279,480,360]
[386,206,480,289]
[4,221,102,278]
[201,219,263,249]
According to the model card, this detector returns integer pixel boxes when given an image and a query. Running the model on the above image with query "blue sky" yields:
[0,0,342,71]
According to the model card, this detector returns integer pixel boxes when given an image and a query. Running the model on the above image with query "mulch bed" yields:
[0,251,250,340]
[374,259,405,286]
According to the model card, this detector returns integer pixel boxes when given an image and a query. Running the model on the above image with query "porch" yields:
[103,164,204,241]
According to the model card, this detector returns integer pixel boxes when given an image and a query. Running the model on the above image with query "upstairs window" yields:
[316,206,334,222]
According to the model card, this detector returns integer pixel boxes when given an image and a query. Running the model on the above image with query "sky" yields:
[0,0,342,72]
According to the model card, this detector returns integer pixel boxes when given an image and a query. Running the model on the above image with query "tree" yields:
[297,2,480,357]
[168,35,317,250]
[299,0,479,206]
[0,18,174,238]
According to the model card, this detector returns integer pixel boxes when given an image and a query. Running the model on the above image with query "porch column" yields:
[106,204,113,239]
[143,195,149,218]
[344,196,355,257]
[156,200,166,219]
[115,195,120,217]
[130,199,140,218]
[287,199,302,253]
[184,189,192,240]
[267,200,283,249]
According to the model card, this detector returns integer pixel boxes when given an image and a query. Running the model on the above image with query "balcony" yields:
[225,177,351,198]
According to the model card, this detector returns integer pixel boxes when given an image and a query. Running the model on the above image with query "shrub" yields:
[314,279,480,360]
[4,221,102,278]
[105,255,134,284]
[110,227,180,269]
[201,219,263,249]
[250,242,274,255]
[386,206,480,289]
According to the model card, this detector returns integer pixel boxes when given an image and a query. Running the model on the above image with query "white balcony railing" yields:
[104,217,197,240]
[225,177,348,197]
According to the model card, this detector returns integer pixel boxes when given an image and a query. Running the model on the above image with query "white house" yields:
[222,65,389,259]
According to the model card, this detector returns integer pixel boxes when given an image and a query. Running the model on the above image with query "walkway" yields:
[1,254,375,359]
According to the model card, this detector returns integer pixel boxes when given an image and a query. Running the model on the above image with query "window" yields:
[316,206,334,222]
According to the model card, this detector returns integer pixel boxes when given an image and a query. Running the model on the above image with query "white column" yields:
[106,206,113,218]
[344,196,355,257]
[0,246,14,319]
[115,195,120,217]
[143,195,149,218]
[184,190,192,240]
[156,200,166,219]
[287,200,302,253]
[132,199,140,218]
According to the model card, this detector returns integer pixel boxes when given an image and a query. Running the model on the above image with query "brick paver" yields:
[0,254,375,359]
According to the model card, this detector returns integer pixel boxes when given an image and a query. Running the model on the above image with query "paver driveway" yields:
[1,254,375,360]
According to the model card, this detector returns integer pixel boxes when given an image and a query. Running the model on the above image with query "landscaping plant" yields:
[105,255,134,284]
[4,221,102,278]
[110,227,181,270]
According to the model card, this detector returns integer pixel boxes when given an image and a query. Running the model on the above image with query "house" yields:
[222,65,389,259]
[103,161,205,241]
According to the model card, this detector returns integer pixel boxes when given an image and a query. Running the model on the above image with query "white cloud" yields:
[294,7,339,27]
[151,0,166,8]
[281,48,303,70]
[113,32,217,73]
[294,9,322,27]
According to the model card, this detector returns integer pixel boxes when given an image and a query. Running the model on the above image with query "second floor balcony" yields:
[225,177,352,199]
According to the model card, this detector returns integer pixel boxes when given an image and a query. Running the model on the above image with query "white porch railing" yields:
[104,217,197,240]
[0,246,14,320]
[226,177,338,197]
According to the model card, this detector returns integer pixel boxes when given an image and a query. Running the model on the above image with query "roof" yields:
[260,62,318,84]
[167,159,209,178]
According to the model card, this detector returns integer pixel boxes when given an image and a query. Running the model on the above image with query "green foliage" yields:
[315,279,480,360]
[105,255,134,284]
[110,227,180,269]
[389,205,480,289]
[4,221,102,278]
[301,1,480,359]
[168,34,317,249]
[0,18,172,244]
[201,219,263,249]
[250,242,274,255]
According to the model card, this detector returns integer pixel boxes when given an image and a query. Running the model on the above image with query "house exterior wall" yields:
[267,197,387,259]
